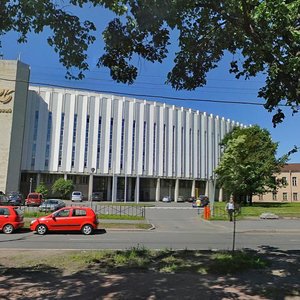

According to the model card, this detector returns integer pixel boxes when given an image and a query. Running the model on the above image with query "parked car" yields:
[39,199,66,212]
[162,195,172,202]
[0,194,9,205]
[25,193,44,206]
[91,192,103,201]
[30,206,98,235]
[187,196,196,203]
[177,196,185,202]
[7,192,24,206]
[71,191,84,202]
[0,206,24,234]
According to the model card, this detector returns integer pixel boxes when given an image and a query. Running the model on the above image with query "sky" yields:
[1,4,299,162]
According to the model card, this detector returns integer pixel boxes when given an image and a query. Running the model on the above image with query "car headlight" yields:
[30,220,36,225]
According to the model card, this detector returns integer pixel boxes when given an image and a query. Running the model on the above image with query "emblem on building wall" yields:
[0,89,14,104]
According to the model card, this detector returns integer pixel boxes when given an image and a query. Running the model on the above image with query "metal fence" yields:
[13,203,145,218]
[92,204,146,218]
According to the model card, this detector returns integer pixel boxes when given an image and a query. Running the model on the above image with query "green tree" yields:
[215,125,289,205]
[1,1,299,125]
[35,182,48,198]
[51,178,74,199]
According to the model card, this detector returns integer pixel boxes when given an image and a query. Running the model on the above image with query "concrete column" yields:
[135,176,140,203]
[107,177,112,201]
[88,173,94,201]
[64,173,67,180]
[155,178,160,202]
[174,179,179,202]
[205,180,209,196]
[112,175,118,203]
[36,173,41,187]
[191,179,196,197]
[0,60,30,193]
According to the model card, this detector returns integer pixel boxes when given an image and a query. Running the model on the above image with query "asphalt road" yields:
[1,203,300,251]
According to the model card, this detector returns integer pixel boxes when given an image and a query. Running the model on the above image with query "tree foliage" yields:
[215,125,289,203]
[1,0,299,124]
[35,182,48,198]
[51,178,74,199]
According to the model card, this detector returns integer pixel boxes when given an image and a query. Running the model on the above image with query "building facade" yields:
[0,60,245,202]
[253,164,300,202]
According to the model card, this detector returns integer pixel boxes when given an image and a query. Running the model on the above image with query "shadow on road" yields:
[0,246,299,299]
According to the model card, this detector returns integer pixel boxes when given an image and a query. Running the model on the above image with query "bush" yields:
[51,178,74,199]
[35,182,48,198]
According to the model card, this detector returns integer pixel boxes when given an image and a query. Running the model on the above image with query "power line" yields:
[0,76,279,107]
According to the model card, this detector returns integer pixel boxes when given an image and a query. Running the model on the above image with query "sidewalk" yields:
[208,218,300,233]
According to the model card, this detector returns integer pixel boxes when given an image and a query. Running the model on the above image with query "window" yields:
[96,116,102,169]
[153,123,156,174]
[181,127,184,175]
[31,110,39,168]
[72,209,87,216]
[31,144,36,167]
[84,115,90,168]
[142,121,147,171]
[283,192,288,201]
[0,208,9,216]
[109,118,114,170]
[58,113,65,167]
[272,192,277,201]
[189,128,192,176]
[131,120,136,171]
[282,177,287,184]
[163,124,166,174]
[120,118,125,170]
[45,112,52,168]
[54,209,70,217]
[172,125,175,174]
[292,177,297,186]
[293,193,298,201]
[71,114,77,167]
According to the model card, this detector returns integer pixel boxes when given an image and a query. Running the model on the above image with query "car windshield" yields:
[73,192,81,196]
[29,194,39,199]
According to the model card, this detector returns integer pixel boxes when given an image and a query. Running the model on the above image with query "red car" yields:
[0,206,24,234]
[30,206,98,235]
[25,193,44,207]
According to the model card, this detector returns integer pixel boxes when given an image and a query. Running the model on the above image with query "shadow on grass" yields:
[0,246,299,299]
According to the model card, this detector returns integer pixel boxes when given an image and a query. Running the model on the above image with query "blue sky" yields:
[1,5,299,162]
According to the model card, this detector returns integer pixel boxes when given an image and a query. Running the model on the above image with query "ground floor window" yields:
[283,192,288,201]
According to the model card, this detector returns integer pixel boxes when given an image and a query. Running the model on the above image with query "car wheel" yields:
[81,224,93,235]
[36,224,47,235]
[3,224,14,234]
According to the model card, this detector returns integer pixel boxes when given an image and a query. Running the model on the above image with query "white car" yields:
[71,191,83,202]
[162,196,172,202]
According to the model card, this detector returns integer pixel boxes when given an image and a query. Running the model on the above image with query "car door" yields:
[69,208,88,230]
[49,208,73,231]
[0,208,10,229]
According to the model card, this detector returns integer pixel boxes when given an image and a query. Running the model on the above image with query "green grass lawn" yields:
[212,201,300,220]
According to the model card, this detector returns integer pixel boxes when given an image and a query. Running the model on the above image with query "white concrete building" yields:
[0,60,244,202]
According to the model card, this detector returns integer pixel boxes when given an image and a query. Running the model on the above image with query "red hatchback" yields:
[25,193,44,207]
[0,206,24,234]
[30,206,98,235]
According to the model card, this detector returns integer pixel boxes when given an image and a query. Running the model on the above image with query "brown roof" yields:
[281,163,300,172]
